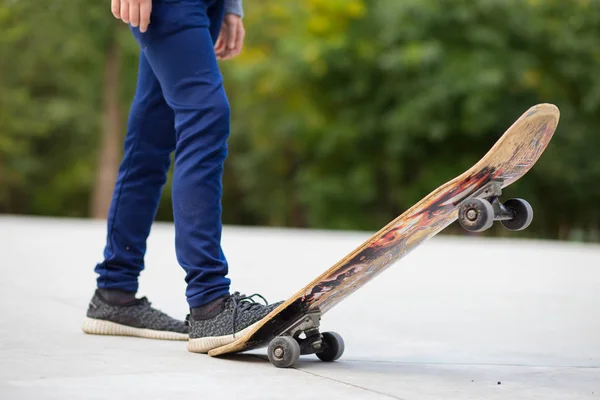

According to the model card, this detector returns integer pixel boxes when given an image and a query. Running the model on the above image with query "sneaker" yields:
[82,289,189,341]
[187,291,282,353]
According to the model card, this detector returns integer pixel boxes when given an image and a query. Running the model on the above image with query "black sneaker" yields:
[82,289,189,341]
[187,291,282,353]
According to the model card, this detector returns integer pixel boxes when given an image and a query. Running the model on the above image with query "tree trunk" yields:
[91,36,122,219]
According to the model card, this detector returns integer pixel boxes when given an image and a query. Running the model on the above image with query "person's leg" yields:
[131,0,231,310]
[94,53,176,292]
[82,52,188,340]
[130,0,280,352]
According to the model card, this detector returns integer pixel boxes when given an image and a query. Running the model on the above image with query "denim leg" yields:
[130,0,231,308]
[95,52,176,292]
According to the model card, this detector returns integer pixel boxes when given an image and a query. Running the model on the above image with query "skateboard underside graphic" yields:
[208,103,560,368]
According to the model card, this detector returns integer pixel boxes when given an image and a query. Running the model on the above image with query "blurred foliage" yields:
[1,0,600,241]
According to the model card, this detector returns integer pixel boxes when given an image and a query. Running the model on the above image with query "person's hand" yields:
[214,14,245,60]
[111,0,153,33]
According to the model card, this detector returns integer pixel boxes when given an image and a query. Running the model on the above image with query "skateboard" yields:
[208,103,560,367]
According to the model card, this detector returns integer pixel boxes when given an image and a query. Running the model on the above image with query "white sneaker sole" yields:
[187,321,259,353]
[82,317,189,341]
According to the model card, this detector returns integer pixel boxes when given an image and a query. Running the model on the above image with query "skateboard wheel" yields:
[501,198,533,231]
[316,332,345,362]
[458,198,494,232]
[267,336,300,368]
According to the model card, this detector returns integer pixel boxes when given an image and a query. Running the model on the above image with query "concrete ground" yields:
[0,215,598,399]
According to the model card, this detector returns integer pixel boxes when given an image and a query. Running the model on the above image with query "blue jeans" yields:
[94,0,231,309]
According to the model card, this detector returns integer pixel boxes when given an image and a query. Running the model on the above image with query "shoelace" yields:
[230,292,269,337]
[184,291,271,337]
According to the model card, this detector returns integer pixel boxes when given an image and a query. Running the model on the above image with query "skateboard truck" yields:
[266,309,345,368]
[457,179,534,232]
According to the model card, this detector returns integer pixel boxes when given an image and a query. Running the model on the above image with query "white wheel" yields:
[501,198,533,231]
[316,332,345,362]
[267,336,300,368]
[458,198,494,232]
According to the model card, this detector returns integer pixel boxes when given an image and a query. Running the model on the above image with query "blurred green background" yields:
[1,0,599,241]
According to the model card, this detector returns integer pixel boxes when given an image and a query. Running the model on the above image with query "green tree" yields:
[0,0,138,217]
[220,0,600,240]
[2,0,600,242]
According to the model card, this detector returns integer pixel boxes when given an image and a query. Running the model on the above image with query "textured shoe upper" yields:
[188,292,282,338]
[87,290,189,334]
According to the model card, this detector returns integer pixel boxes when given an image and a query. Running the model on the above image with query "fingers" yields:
[111,0,120,19]
[219,20,245,60]
[139,1,152,32]
[233,23,245,55]
[214,32,227,59]
[120,0,130,24]
[227,21,238,52]
[129,1,140,27]
[111,0,152,32]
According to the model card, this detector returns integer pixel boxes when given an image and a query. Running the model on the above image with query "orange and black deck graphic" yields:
[208,104,559,356]
[297,117,556,314]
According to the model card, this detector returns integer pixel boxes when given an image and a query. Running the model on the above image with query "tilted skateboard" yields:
[208,103,560,367]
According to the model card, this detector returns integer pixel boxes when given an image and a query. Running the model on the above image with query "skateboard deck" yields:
[208,103,560,367]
